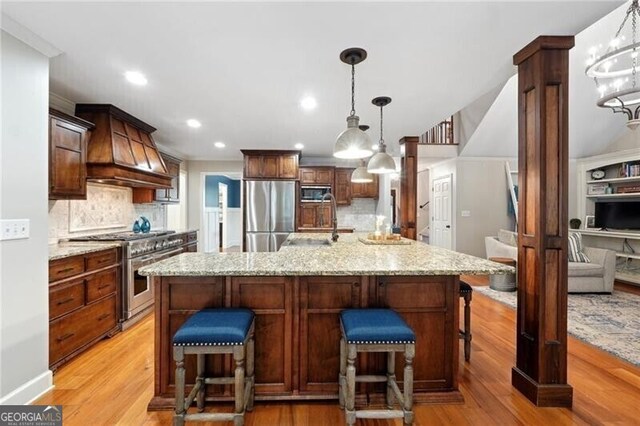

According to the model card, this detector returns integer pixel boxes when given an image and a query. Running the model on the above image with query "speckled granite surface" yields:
[49,242,122,261]
[139,233,514,277]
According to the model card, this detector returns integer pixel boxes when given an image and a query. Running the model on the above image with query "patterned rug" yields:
[474,286,640,366]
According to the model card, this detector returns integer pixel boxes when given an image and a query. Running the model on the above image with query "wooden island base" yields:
[148,274,463,411]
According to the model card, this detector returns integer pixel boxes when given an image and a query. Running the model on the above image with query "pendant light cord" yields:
[350,63,356,117]
[379,104,386,150]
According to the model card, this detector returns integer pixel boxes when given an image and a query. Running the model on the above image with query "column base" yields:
[512,367,573,407]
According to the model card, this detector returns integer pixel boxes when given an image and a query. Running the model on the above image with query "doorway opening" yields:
[202,173,242,253]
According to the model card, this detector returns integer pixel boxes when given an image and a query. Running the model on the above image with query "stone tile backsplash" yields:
[336,198,377,231]
[48,183,166,244]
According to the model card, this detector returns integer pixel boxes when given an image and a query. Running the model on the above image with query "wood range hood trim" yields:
[75,104,172,189]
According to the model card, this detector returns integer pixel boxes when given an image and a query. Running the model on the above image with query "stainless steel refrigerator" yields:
[245,180,296,252]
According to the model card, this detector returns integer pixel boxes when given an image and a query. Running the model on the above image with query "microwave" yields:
[300,186,331,202]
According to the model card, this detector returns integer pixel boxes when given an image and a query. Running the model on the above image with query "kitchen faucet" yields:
[320,193,339,242]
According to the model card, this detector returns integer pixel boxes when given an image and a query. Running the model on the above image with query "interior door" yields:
[432,175,452,249]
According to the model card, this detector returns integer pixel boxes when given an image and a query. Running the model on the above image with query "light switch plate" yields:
[0,219,30,241]
[461,210,471,217]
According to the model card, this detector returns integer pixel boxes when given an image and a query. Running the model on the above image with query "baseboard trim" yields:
[0,370,53,405]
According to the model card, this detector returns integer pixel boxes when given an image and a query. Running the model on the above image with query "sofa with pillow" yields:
[485,229,616,293]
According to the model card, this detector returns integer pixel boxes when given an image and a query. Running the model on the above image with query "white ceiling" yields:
[2,1,622,160]
[459,1,638,159]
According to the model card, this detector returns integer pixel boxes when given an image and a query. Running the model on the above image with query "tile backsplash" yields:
[336,198,377,231]
[48,183,166,244]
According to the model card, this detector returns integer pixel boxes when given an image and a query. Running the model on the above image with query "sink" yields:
[284,238,332,246]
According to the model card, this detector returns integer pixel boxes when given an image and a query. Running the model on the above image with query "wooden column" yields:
[512,36,574,407]
[399,136,418,240]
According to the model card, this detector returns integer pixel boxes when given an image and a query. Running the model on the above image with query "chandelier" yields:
[334,48,373,159]
[586,0,640,129]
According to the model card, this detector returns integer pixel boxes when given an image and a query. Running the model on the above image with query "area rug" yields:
[473,286,640,366]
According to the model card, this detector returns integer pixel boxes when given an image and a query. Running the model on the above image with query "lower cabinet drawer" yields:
[86,249,117,271]
[49,279,85,320]
[86,268,117,303]
[50,295,117,366]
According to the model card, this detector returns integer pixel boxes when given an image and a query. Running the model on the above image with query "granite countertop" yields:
[49,242,122,261]
[139,232,514,277]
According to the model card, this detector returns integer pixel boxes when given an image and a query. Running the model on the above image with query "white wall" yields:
[455,158,516,257]
[185,160,243,251]
[0,32,52,403]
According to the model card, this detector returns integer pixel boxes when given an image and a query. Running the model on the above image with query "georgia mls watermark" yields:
[0,405,62,426]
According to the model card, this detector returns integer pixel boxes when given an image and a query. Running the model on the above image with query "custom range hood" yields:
[75,104,172,189]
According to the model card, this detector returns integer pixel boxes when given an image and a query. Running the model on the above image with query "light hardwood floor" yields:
[35,276,640,425]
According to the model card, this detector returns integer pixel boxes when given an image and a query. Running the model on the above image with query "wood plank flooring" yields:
[35,276,640,425]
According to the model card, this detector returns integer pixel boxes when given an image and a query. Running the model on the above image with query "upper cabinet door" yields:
[245,155,263,178]
[334,168,353,205]
[262,156,279,178]
[278,154,299,179]
[49,110,93,200]
[299,168,317,184]
[315,168,334,185]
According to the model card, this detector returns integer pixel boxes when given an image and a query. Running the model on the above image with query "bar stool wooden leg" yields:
[246,334,255,412]
[196,354,205,412]
[464,293,472,361]
[403,344,415,426]
[345,343,357,426]
[174,346,186,426]
[233,346,245,426]
[339,338,346,409]
[386,351,396,408]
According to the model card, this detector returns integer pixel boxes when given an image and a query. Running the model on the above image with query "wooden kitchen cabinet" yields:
[299,167,334,185]
[49,248,121,370]
[231,277,293,395]
[132,152,181,204]
[298,204,333,229]
[299,276,364,395]
[352,174,379,199]
[334,168,353,205]
[49,109,94,200]
[242,150,300,179]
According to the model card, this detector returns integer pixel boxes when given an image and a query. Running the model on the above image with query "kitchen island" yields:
[140,233,513,410]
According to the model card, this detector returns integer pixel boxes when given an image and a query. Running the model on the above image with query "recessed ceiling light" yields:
[300,96,317,111]
[294,143,304,149]
[186,119,201,128]
[214,141,226,148]
[124,71,147,86]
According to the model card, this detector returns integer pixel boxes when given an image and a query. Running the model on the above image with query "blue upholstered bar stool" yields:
[172,308,255,426]
[339,309,416,426]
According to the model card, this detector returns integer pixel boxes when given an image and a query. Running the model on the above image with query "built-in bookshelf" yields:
[577,149,640,286]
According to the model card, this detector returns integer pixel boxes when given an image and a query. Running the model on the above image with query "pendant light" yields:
[334,48,373,159]
[367,96,396,174]
[351,125,374,183]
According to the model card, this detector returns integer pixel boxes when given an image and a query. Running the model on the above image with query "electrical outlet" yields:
[0,219,30,241]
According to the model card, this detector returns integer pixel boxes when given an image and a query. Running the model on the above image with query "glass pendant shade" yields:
[351,164,374,183]
[334,116,373,159]
[367,148,396,174]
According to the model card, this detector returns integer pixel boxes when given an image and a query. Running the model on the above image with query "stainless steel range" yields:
[70,231,187,328]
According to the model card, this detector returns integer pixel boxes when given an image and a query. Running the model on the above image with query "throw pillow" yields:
[568,233,590,263]
[497,229,517,247]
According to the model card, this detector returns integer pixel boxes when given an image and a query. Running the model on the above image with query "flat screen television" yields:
[594,200,640,230]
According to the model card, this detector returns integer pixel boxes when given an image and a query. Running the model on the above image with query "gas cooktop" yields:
[69,231,176,241]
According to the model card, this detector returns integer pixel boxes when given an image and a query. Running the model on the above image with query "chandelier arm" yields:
[611,103,633,120]
[634,104,640,120]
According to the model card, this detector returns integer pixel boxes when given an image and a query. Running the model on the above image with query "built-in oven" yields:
[126,247,183,320]
[300,185,331,202]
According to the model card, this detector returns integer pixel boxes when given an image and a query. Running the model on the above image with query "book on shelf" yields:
[620,162,640,178]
